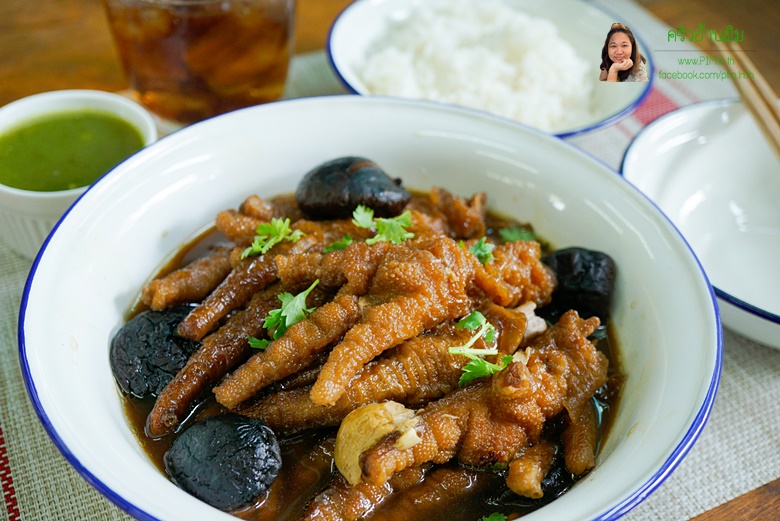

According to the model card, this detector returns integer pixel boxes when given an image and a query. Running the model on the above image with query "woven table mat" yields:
[3,1,780,520]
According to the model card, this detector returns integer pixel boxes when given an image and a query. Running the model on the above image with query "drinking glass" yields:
[103,0,295,125]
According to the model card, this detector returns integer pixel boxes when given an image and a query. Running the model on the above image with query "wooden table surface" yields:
[1,0,778,520]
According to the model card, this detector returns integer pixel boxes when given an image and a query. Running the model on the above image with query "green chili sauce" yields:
[0,110,145,192]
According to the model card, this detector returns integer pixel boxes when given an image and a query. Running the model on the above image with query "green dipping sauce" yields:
[0,110,146,192]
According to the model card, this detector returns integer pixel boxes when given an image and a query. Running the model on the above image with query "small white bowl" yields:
[327,0,653,137]
[19,96,720,520]
[0,89,157,259]
[622,98,780,349]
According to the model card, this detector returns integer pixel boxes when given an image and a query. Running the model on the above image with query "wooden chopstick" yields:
[712,38,780,161]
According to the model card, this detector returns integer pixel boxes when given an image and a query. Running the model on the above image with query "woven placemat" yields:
[0,245,130,521]
[3,2,779,520]
[628,331,780,520]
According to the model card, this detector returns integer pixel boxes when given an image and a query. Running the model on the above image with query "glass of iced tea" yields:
[103,0,295,125]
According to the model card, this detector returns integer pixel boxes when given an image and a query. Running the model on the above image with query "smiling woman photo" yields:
[599,22,648,82]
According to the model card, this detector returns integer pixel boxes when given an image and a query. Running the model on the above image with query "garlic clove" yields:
[334,401,417,485]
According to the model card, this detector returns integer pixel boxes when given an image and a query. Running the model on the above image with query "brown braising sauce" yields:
[119,194,624,520]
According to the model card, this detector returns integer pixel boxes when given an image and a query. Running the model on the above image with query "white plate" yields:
[327,0,653,137]
[622,99,780,349]
[21,95,720,520]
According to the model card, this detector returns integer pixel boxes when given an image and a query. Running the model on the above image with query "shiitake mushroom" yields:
[164,414,282,512]
[110,305,200,399]
[295,156,411,220]
[540,248,617,324]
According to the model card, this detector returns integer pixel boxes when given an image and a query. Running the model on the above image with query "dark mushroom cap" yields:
[295,156,411,220]
[164,414,282,512]
[110,306,200,398]
[541,247,617,324]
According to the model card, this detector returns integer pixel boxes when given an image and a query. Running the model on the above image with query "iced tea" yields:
[104,0,294,124]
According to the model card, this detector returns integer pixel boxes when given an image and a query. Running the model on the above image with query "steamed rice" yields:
[359,0,594,133]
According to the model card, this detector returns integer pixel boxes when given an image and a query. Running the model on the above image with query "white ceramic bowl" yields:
[327,0,653,137]
[20,96,720,521]
[0,89,157,259]
[622,99,780,350]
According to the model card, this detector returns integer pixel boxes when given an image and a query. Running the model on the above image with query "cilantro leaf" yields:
[248,336,270,350]
[352,205,376,228]
[352,205,414,245]
[458,357,502,387]
[241,217,304,259]
[323,234,354,253]
[457,355,514,387]
[499,226,536,243]
[481,513,508,521]
[263,280,320,339]
[457,310,488,331]
[484,327,496,344]
[368,211,414,245]
[263,308,285,337]
[450,311,507,386]
[469,237,495,265]
[453,310,497,352]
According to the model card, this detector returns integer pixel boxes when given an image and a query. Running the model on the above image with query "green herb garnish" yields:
[455,310,497,344]
[455,355,514,387]
[449,311,511,387]
[263,279,320,339]
[352,205,414,245]
[499,226,537,243]
[323,234,354,253]
[248,336,271,350]
[352,205,376,228]
[468,237,495,265]
[241,217,304,259]
[481,514,508,521]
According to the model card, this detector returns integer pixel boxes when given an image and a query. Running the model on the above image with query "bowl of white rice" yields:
[328,0,653,137]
